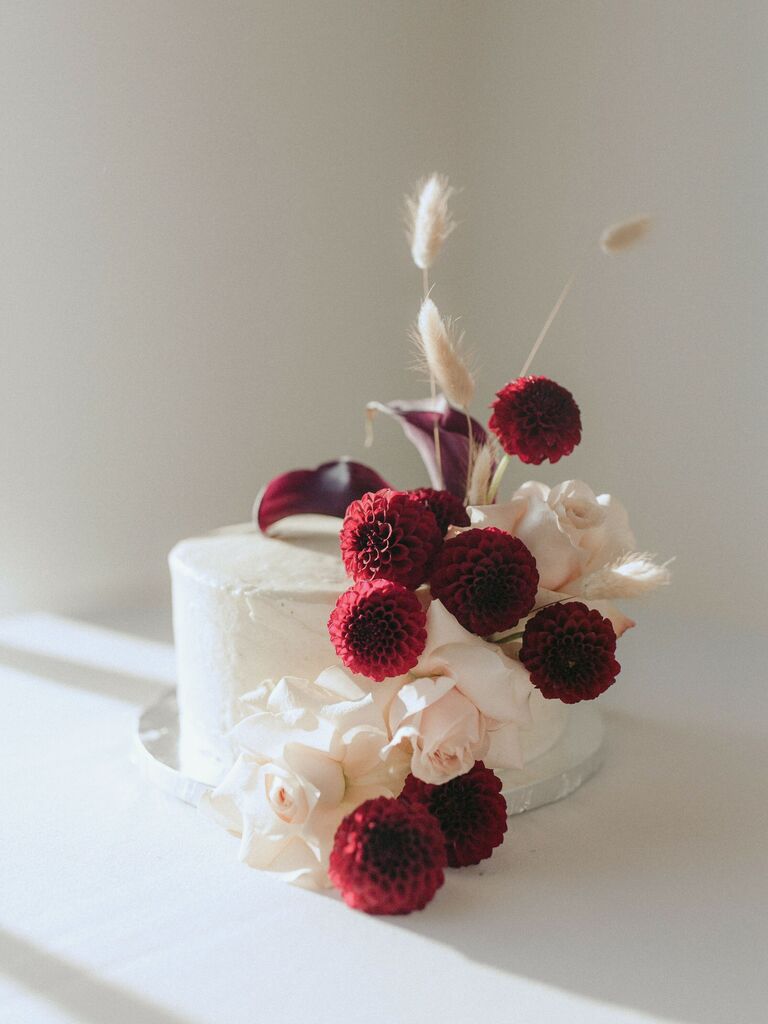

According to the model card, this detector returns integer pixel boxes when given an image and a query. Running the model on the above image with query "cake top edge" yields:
[169,518,349,593]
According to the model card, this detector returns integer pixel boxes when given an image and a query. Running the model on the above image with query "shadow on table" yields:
[0,929,194,1024]
[388,711,767,1024]
[0,641,170,707]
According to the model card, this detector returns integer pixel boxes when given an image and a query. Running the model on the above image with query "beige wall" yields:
[2,2,766,630]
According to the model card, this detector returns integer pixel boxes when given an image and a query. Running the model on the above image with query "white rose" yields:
[388,678,488,785]
[386,602,533,784]
[469,480,635,592]
[200,669,400,888]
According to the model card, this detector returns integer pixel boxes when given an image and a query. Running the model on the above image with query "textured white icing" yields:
[170,518,349,783]
[170,516,568,785]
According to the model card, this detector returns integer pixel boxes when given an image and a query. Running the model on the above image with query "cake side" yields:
[170,519,570,786]
[170,519,349,784]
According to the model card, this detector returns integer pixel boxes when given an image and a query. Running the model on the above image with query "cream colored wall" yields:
[460,1,768,631]
[1,2,766,629]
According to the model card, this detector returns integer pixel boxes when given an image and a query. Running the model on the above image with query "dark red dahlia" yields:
[519,601,620,703]
[328,579,427,681]
[489,375,582,465]
[340,488,443,589]
[400,762,508,867]
[329,796,446,915]
[430,527,539,636]
[410,487,471,535]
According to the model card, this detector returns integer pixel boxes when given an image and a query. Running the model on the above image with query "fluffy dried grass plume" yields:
[414,297,475,409]
[406,174,456,270]
[580,552,672,600]
[600,215,652,254]
[467,445,493,505]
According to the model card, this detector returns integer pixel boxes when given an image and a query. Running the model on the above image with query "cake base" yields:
[135,690,605,815]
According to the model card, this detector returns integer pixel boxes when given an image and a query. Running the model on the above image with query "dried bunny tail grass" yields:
[467,444,493,505]
[600,215,652,254]
[406,174,456,270]
[580,552,672,600]
[414,297,475,409]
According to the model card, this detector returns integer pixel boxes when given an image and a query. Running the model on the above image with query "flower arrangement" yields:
[202,176,670,914]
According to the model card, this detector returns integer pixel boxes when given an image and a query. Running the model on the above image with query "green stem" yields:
[487,454,509,503]
[487,630,524,645]
[487,600,567,644]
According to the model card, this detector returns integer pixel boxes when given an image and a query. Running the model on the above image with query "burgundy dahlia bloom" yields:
[328,579,427,681]
[429,527,539,636]
[399,762,508,868]
[410,487,471,535]
[519,601,620,703]
[329,797,446,915]
[340,488,443,589]
[489,375,582,465]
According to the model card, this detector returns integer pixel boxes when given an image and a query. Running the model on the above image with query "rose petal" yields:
[388,675,456,730]
[254,459,391,533]
[510,485,585,590]
[282,743,346,806]
[433,642,533,724]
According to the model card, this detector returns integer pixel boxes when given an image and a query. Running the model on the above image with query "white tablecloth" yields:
[1,609,765,1024]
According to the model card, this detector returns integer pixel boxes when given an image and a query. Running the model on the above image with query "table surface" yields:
[1,606,766,1024]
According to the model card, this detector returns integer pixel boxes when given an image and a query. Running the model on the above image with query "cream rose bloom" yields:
[386,601,534,785]
[469,479,636,593]
[199,669,402,889]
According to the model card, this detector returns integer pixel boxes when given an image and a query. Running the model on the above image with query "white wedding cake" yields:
[156,176,667,912]
[170,515,568,786]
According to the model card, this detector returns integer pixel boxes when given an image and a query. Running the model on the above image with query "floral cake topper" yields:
[204,177,670,915]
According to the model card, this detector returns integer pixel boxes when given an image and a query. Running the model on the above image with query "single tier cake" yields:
[170,516,568,786]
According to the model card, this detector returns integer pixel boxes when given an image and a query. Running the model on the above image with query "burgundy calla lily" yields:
[366,396,489,500]
[254,459,391,533]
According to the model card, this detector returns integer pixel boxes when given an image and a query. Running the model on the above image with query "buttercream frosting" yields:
[170,516,568,785]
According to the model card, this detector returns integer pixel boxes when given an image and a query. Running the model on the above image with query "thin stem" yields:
[487,630,524,645]
[487,453,509,503]
[487,600,567,644]
[519,272,576,377]
[422,266,444,488]
[463,408,474,503]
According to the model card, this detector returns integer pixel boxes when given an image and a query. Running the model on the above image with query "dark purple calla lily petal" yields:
[254,459,391,533]
[366,396,488,499]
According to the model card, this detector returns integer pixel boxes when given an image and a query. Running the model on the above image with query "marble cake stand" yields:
[135,690,605,815]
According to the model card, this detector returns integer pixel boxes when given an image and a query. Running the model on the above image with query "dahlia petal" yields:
[366,396,488,499]
[489,377,582,465]
[429,527,539,635]
[340,491,443,589]
[328,797,446,914]
[254,459,391,533]
[581,599,636,638]
[533,588,635,637]
[411,487,470,533]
